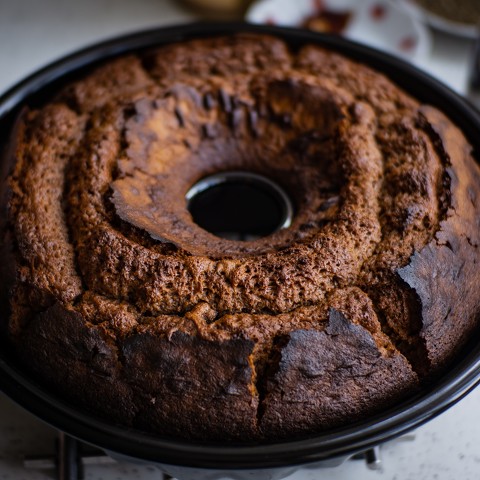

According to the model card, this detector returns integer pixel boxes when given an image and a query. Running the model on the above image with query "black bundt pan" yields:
[1,22,480,480]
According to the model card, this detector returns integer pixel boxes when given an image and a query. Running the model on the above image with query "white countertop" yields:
[0,0,479,479]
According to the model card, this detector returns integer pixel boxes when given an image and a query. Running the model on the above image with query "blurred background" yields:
[0,0,477,96]
[0,0,479,479]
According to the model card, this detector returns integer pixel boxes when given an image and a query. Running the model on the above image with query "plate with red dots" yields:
[246,0,431,64]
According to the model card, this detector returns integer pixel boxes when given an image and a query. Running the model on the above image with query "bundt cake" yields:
[1,33,480,442]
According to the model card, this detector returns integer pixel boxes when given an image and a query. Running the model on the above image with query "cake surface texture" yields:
[2,33,480,442]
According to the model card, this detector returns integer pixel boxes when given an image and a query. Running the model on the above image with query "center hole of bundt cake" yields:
[186,172,293,241]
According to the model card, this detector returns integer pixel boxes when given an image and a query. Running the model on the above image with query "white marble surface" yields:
[0,0,479,479]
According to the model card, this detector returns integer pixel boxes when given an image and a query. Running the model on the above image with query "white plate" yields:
[246,0,431,64]
[398,0,478,39]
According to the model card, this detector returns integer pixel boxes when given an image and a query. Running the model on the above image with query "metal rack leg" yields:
[57,432,80,480]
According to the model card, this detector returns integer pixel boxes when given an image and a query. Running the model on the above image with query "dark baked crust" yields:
[397,106,480,370]
[259,309,417,439]
[2,33,480,442]
[18,303,258,440]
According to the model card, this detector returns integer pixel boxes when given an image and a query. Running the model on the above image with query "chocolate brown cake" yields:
[2,33,480,442]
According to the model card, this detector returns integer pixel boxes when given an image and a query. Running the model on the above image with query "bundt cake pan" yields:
[1,22,480,480]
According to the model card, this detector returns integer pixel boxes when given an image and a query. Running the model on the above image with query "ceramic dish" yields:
[246,0,431,64]
[398,0,478,39]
